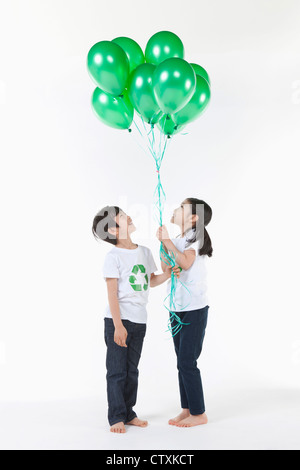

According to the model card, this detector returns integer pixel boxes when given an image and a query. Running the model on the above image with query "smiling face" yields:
[170,199,198,232]
[108,209,136,240]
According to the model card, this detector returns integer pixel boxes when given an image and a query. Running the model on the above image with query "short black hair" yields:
[92,206,121,245]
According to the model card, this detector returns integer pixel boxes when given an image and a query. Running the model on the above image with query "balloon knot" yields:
[166,115,171,120]
[128,128,132,133]
[167,135,171,139]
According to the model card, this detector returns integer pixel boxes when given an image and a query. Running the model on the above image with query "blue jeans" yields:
[171,305,209,415]
[104,318,146,426]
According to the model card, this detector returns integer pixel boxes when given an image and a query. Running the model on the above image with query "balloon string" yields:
[121,100,192,336]
[149,115,192,336]
[152,118,191,336]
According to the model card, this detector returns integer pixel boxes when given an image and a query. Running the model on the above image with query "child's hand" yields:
[173,265,182,278]
[166,264,182,279]
[156,225,170,243]
[114,325,128,348]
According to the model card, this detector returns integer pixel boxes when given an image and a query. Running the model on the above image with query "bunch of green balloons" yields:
[87,31,211,136]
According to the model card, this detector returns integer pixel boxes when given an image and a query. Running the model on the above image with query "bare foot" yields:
[175,413,208,427]
[126,417,148,427]
[110,421,126,433]
[168,409,190,426]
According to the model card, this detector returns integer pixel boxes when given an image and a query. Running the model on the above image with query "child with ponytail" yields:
[156,198,213,428]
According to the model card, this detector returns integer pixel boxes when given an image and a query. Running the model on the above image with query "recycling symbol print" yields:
[129,264,149,291]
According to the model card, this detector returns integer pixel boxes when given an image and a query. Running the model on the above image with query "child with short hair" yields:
[92,205,180,433]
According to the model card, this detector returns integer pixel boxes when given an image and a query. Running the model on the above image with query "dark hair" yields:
[92,206,121,245]
[184,198,213,257]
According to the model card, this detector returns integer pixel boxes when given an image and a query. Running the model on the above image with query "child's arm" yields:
[106,278,127,348]
[157,226,196,271]
[150,265,181,288]
[164,242,195,271]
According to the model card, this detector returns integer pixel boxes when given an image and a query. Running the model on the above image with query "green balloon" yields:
[153,58,196,114]
[87,41,129,96]
[145,31,184,65]
[112,37,145,74]
[91,87,133,130]
[190,63,211,85]
[172,75,211,126]
[157,114,184,136]
[128,63,163,124]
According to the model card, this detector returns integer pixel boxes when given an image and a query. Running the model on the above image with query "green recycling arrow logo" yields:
[129,264,149,291]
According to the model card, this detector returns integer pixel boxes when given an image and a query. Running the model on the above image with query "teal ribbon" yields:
[119,101,191,336]
[142,116,192,336]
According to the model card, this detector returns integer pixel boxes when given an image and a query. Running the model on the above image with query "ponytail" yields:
[200,227,213,257]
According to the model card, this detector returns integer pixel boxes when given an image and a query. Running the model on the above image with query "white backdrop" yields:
[0,0,300,450]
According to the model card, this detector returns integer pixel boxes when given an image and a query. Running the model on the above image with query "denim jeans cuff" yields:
[126,411,137,423]
[190,409,205,416]
[181,404,189,409]
[109,418,126,426]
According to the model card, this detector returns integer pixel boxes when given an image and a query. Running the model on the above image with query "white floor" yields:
[1,387,300,450]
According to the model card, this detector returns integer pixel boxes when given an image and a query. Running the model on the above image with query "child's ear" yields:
[108,227,117,236]
[192,214,199,223]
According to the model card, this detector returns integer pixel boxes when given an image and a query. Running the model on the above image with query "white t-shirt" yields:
[165,229,209,312]
[102,244,158,324]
